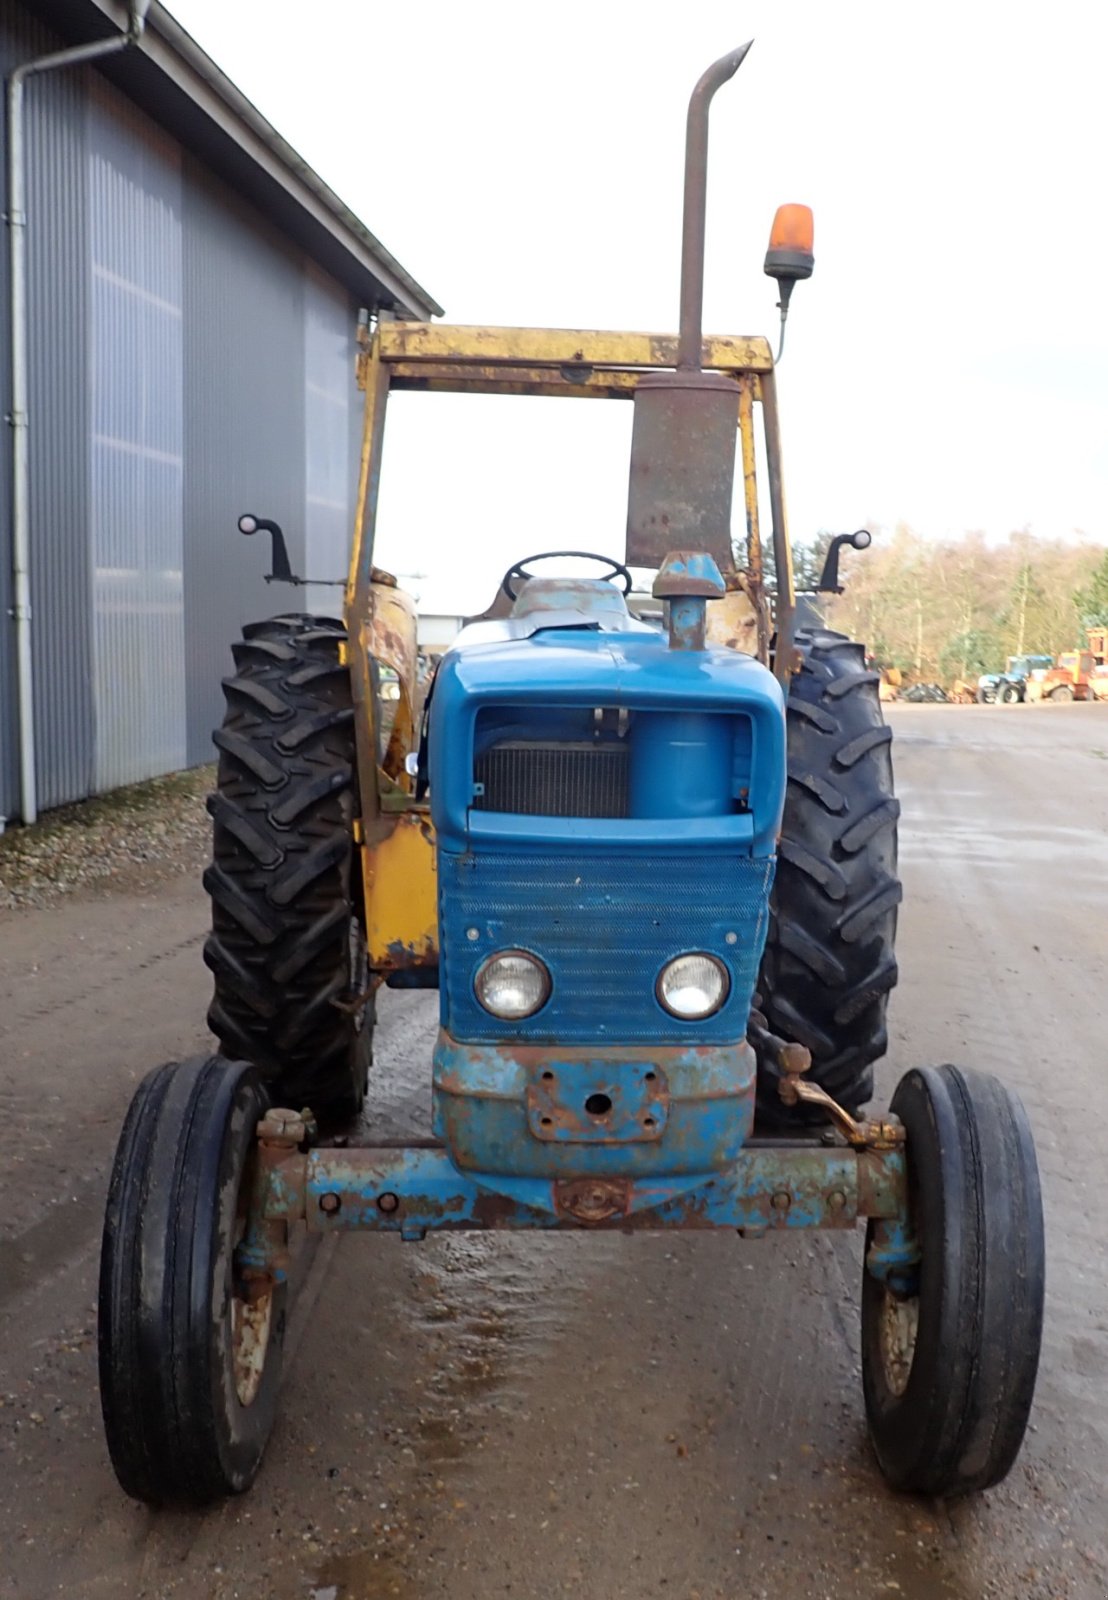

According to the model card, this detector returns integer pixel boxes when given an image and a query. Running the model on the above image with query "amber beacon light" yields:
[764,203,815,358]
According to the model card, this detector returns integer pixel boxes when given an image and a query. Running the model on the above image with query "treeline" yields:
[794,526,1108,681]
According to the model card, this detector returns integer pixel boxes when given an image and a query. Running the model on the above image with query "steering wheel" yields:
[500,550,634,601]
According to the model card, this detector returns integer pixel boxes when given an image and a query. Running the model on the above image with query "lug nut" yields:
[377,1191,400,1214]
[770,1190,792,1212]
[318,1192,341,1215]
[827,1189,847,1213]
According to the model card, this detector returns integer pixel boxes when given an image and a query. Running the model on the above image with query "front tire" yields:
[99,1056,285,1505]
[204,616,371,1121]
[1050,683,1074,702]
[861,1064,1044,1496]
[756,630,901,1123]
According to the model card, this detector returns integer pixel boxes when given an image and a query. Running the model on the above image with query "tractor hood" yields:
[429,625,785,858]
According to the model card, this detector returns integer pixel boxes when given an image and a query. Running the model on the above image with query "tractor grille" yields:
[474,741,629,818]
[439,849,774,1044]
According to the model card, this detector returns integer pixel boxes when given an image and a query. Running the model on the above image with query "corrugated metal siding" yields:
[181,158,308,767]
[303,265,358,618]
[0,10,369,815]
[87,80,186,789]
[24,36,94,812]
[0,13,24,819]
[0,6,84,819]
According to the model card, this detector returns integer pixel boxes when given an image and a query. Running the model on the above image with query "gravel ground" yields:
[0,765,214,911]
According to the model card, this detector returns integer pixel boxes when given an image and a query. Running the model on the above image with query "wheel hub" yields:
[232,1175,275,1409]
[231,1287,274,1408]
[878,1286,919,1398]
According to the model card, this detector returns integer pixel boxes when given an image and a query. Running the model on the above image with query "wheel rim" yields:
[230,1163,274,1409]
[231,1288,274,1409]
[877,1286,919,1398]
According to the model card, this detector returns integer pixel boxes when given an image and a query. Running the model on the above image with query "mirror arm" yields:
[815,529,871,595]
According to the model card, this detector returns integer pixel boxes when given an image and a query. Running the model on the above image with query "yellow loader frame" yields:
[344,318,797,983]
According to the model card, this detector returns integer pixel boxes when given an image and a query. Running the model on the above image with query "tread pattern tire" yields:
[99,1055,285,1504]
[203,614,370,1120]
[756,628,901,1123]
[861,1063,1044,1496]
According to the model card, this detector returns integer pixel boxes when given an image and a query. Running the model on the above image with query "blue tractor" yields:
[98,45,1044,1508]
[977,653,1054,704]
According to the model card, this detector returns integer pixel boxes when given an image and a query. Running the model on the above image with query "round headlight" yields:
[474,950,551,1019]
[657,952,729,1019]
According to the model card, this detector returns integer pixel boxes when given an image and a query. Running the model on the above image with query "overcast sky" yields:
[170,0,1107,613]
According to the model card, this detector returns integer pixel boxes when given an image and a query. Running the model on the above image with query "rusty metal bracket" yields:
[554,1178,632,1223]
[235,1106,314,1291]
[525,1061,670,1143]
[785,1079,905,1150]
[750,1011,905,1150]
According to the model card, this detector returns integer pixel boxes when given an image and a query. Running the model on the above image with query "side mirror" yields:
[238,512,294,584]
[764,203,814,358]
[816,528,871,595]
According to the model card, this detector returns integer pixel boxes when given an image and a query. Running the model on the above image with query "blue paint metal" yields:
[264,1143,905,1234]
[430,626,785,855]
[630,710,734,816]
[433,1035,755,1177]
[865,1202,920,1293]
[429,569,786,1183]
[652,551,727,597]
[523,1057,669,1143]
[510,576,633,623]
[666,595,708,651]
[652,551,726,653]
[438,852,773,1046]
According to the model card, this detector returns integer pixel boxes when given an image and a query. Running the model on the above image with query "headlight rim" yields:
[655,950,731,1020]
[473,947,552,1020]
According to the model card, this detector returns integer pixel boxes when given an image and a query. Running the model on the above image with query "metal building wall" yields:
[0,6,95,817]
[181,160,309,767]
[87,79,187,790]
[303,264,358,620]
[1,8,364,818]
[0,13,21,821]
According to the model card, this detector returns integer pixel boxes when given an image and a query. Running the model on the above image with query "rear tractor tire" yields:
[204,615,372,1124]
[756,629,901,1125]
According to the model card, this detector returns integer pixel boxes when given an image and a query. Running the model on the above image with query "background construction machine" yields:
[1024,650,1097,703]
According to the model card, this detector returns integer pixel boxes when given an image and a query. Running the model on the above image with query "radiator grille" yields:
[474,741,629,818]
[440,850,774,1044]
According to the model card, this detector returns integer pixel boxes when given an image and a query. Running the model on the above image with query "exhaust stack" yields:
[626,43,752,573]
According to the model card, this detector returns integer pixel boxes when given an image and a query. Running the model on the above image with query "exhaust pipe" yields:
[626,43,753,573]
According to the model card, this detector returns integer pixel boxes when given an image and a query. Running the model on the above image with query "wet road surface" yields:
[1,702,1106,1599]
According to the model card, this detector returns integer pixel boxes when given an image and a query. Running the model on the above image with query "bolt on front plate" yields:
[525,1060,670,1142]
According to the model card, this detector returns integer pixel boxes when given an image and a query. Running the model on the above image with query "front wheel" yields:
[99,1056,285,1504]
[1050,683,1074,702]
[861,1063,1044,1497]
